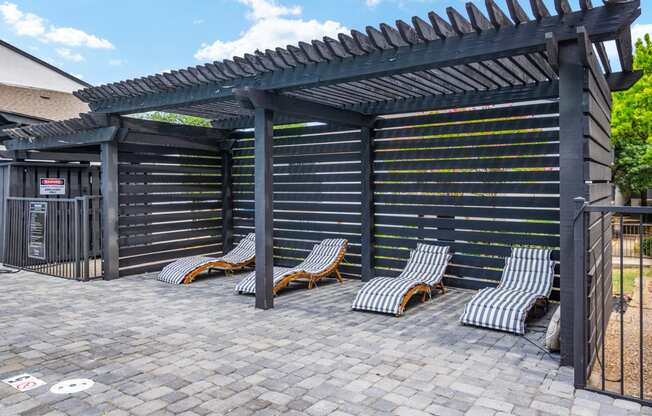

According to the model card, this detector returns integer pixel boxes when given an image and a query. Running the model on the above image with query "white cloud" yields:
[366,0,382,7]
[45,27,113,49]
[109,58,125,66]
[56,47,84,62]
[241,0,301,20]
[194,0,346,62]
[0,2,113,49]
[0,2,45,36]
[605,23,652,71]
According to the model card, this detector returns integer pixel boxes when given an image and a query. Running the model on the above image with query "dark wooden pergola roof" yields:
[70,0,640,128]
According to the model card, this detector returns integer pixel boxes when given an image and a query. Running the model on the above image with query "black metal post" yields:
[360,126,375,282]
[254,107,274,309]
[100,141,119,280]
[81,196,90,281]
[573,196,587,388]
[221,148,234,254]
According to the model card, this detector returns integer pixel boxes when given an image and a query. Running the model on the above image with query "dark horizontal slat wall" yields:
[117,141,223,276]
[372,100,562,300]
[232,125,363,278]
[582,50,614,370]
[231,99,562,297]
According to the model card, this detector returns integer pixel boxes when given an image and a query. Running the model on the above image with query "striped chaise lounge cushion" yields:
[351,243,451,315]
[235,238,347,294]
[157,233,255,284]
[459,247,555,334]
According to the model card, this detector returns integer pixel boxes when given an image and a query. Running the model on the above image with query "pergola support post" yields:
[360,126,375,282]
[558,40,586,366]
[100,141,120,280]
[221,147,234,254]
[254,107,274,309]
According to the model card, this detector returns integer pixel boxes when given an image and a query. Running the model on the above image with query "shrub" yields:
[643,236,652,257]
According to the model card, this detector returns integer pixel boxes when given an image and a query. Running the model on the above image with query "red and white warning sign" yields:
[2,373,47,392]
[39,178,66,195]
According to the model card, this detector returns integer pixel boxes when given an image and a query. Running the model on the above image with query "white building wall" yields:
[0,44,86,93]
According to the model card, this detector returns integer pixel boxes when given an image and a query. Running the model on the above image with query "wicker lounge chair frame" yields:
[397,282,447,315]
[180,257,255,285]
[272,242,347,295]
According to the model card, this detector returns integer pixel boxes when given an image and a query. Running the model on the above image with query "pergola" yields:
[4,0,642,365]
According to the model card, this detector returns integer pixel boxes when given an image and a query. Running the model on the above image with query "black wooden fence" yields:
[117,142,224,276]
[232,98,561,295]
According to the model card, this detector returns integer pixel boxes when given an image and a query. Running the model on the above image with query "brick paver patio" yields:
[0,270,649,416]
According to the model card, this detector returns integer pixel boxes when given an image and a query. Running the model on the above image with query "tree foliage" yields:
[146,112,211,127]
[611,34,652,201]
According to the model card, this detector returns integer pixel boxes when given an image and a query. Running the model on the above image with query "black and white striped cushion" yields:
[398,248,450,285]
[459,288,542,334]
[351,278,425,315]
[157,233,256,284]
[460,247,555,334]
[234,267,294,294]
[512,247,551,260]
[499,257,554,297]
[235,239,347,294]
[351,244,451,315]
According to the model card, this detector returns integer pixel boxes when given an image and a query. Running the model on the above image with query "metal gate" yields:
[3,196,102,280]
[574,199,651,406]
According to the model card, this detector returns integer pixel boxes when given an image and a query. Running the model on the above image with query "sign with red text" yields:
[39,178,65,195]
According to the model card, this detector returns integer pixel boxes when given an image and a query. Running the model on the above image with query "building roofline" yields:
[0,39,92,88]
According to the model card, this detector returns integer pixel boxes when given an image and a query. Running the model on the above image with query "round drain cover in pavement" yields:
[50,379,94,394]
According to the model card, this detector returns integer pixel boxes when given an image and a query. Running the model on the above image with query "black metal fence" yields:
[3,196,102,280]
[613,218,652,259]
[574,200,651,406]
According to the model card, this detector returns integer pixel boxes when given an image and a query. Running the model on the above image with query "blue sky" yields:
[1,0,650,87]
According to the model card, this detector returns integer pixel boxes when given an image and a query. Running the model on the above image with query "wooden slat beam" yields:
[507,0,530,24]
[234,87,376,127]
[119,117,229,139]
[555,0,573,16]
[85,2,641,115]
[616,26,633,72]
[447,7,474,35]
[220,82,559,128]
[5,126,119,151]
[120,132,222,152]
[606,70,643,91]
[486,0,513,28]
[530,0,551,20]
[546,32,559,73]
[428,12,455,38]
[466,2,493,31]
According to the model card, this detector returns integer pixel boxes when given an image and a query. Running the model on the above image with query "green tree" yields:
[146,111,211,127]
[612,34,652,205]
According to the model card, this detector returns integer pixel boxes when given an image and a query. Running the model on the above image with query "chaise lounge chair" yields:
[351,243,451,316]
[157,233,256,285]
[459,247,555,335]
[235,238,348,295]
